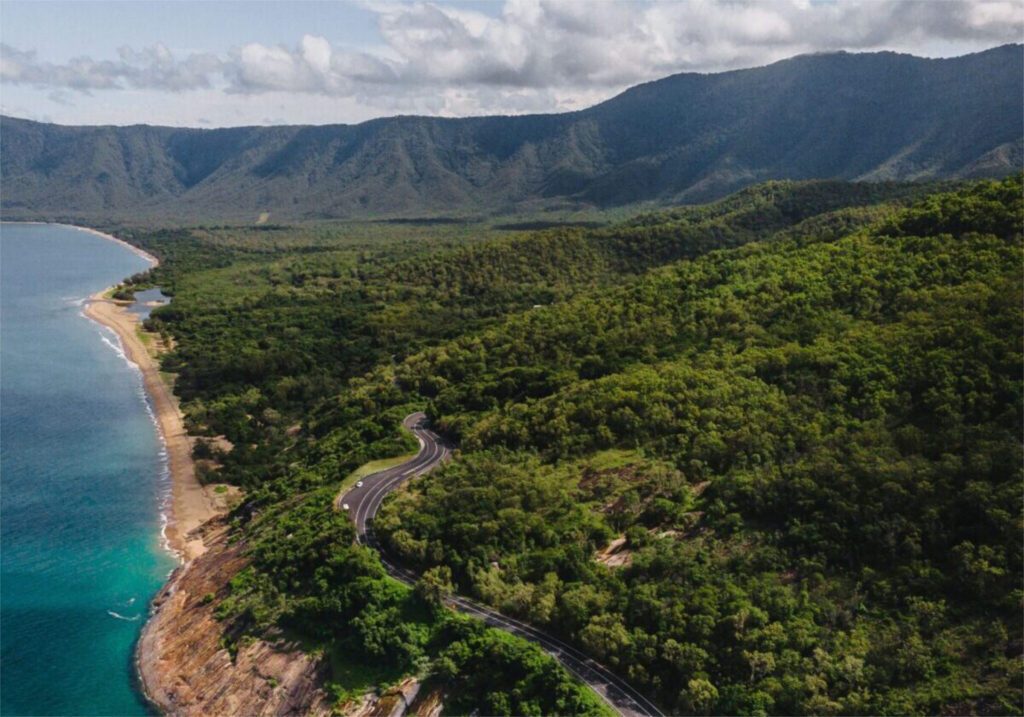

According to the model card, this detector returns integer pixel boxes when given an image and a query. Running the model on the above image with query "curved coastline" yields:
[5,221,161,268]
[2,221,223,713]
[66,225,217,561]
[5,220,219,559]
[65,223,221,711]
[83,293,217,561]
[65,225,161,268]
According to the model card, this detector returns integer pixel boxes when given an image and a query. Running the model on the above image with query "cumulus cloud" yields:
[2,0,1021,120]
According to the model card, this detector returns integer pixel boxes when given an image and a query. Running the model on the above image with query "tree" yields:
[415,565,454,611]
[684,678,719,715]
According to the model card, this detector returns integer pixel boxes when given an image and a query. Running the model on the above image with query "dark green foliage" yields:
[2,46,1020,223]
[372,176,1023,714]
[116,180,915,494]
[91,176,1022,714]
[432,617,609,716]
[215,483,607,713]
[378,451,615,593]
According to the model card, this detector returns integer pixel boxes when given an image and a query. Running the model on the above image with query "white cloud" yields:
[1,0,1021,124]
[0,42,221,92]
[220,0,1024,96]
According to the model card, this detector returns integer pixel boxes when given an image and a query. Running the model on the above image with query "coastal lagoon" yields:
[1,224,175,715]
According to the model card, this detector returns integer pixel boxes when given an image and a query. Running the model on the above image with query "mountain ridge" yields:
[2,44,1021,222]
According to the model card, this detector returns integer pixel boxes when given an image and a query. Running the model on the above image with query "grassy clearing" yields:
[337,453,417,498]
[158,371,177,390]
[336,420,420,497]
[135,325,153,347]
[578,448,643,471]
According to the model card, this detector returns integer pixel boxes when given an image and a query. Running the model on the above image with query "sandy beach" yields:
[78,229,218,561]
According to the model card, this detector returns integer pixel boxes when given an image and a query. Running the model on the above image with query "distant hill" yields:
[2,44,1021,223]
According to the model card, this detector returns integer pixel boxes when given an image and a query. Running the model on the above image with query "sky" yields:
[1,0,1021,127]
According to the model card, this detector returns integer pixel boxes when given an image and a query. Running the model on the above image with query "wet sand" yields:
[79,230,217,560]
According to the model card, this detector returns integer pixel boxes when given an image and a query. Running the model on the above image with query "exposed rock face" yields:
[409,686,444,717]
[594,535,634,568]
[345,679,444,717]
[137,521,334,717]
[138,519,447,716]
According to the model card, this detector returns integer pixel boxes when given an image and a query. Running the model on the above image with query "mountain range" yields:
[1,44,1021,223]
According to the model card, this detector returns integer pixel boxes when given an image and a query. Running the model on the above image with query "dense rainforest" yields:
[112,176,1022,715]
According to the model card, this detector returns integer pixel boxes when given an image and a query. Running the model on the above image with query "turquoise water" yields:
[1,224,176,716]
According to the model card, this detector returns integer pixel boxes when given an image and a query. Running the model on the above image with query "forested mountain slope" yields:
[364,176,1024,715]
[116,177,1022,715]
[130,179,933,438]
[2,45,1020,223]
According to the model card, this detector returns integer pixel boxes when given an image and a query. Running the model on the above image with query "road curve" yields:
[336,412,664,717]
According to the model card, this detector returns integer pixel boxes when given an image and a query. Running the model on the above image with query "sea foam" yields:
[106,611,141,622]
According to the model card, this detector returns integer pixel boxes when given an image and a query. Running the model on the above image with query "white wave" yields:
[99,334,141,371]
[155,428,177,563]
[81,301,181,565]
[107,610,140,622]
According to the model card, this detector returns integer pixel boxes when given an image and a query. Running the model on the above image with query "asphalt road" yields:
[337,412,664,717]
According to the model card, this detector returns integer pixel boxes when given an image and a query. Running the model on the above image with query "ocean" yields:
[1,224,176,716]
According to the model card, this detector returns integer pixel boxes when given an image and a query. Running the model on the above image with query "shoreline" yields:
[83,292,216,561]
[55,222,230,713]
[63,225,161,267]
[2,221,161,267]
[65,224,218,562]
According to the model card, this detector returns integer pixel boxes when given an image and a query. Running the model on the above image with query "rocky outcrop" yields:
[137,521,334,717]
[410,687,444,717]
[138,518,448,716]
[345,679,444,717]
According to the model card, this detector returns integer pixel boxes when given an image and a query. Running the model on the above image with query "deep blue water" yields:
[1,224,176,716]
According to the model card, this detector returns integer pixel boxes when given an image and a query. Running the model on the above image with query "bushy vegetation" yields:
[121,178,1022,715]
[371,176,1023,714]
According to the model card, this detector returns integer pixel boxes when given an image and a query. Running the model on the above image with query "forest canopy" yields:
[123,176,1022,716]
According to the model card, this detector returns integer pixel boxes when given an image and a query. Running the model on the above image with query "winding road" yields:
[336,412,664,717]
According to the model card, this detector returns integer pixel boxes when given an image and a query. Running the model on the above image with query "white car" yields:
[356,481,364,487]
[342,503,350,511]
